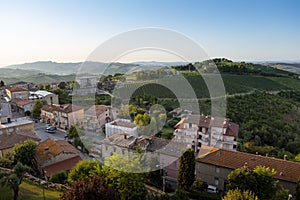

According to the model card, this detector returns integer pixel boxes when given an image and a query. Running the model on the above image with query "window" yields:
[214,177,219,186]
[189,123,192,128]
[215,167,220,173]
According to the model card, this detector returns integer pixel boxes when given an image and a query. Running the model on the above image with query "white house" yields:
[174,115,239,151]
[105,119,138,137]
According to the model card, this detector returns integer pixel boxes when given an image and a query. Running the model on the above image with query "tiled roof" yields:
[197,149,300,183]
[0,131,40,150]
[41,104,83,114]
[15,100,34,107]
[112,121,136,128]
[104,133,136,148]
[43,155,82,177]
[85,105,110,116]
[6,87,28,92]
[35,138,79,164]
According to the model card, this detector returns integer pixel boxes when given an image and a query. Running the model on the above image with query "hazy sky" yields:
[0,0,299,66]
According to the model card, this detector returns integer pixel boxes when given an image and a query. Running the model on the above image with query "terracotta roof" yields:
[15,100,34,107]
[0,131,40,150]
[43,155,82,177]
[42,104,83,113]
[35,138,79,163]
[85,105,110,116]
[197,149,300,183]
[104,133,135,148]
[112,121,136,128]
[60,104,83,113]
[6,87,28,92]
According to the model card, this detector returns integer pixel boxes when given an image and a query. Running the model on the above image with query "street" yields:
[34,121,67,142]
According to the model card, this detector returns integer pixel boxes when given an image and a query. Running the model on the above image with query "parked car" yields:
[207,185,218,194]
[46,127,56,133]
[46,125,56,130]
[45,124,51,129]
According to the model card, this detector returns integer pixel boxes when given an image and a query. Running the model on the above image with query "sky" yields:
[0,0,299,66]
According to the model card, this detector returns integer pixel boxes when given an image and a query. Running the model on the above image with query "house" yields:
[98,133,151,161]
[8,81,35,90]
[5,87,29,100]
[11,99,34,116]
[105,119,138,137]
[71,76,98,95]
[0,130,40,157]
[174,115,239,151]
[0,100,12,123]
[169,108,192,118]
[29,90,59,105]
[41,104,84,129]
[83,105,115,131]
[155,139,187,186]
[34,138,82,177]
[0,117,34,135]
[196,148,300,195]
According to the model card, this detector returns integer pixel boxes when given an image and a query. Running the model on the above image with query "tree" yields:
[50,171,68,184]
[45,84,51,91]
[60,174,119,200]
[32,100,43,119]
[0,156,14,168]
[0,162,30,200]
[222,189,258,200]
[227,165,277,200]
[58,81,66,90]
[68,160,101,183]
[0,174,20,200]
[192,178,207,192]
[13,139,37,167]
[13,162,31,184]
[177,148,195,191]
[0,80,4,87]
[103,153,147,200]
[275,188,289,200]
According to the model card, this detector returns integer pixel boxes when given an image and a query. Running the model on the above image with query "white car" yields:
[207,185,218,194]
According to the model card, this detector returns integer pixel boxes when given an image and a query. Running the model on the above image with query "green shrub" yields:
[49,171,67,184]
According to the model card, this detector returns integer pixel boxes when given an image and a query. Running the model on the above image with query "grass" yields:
[119,73,300,100]
[0,179,63,200]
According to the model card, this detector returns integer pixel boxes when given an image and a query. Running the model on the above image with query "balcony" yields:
[198,131,209,138]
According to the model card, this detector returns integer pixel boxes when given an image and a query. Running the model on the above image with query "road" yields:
[34,121,92,160]
[34,121,67,142]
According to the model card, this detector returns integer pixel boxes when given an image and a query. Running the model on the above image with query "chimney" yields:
[44,147,49,154]
[284,155,287,161]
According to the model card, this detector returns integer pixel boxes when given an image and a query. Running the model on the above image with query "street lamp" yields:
[41,170,48,200]
[41,180,46,200]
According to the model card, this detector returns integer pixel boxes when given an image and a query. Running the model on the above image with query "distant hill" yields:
[266,62,300,75]
[4,61,81,75]
[2,61,178,76]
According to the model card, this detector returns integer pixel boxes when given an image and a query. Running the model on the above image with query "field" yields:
[0,179,62,200]
[117,72,300,100]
